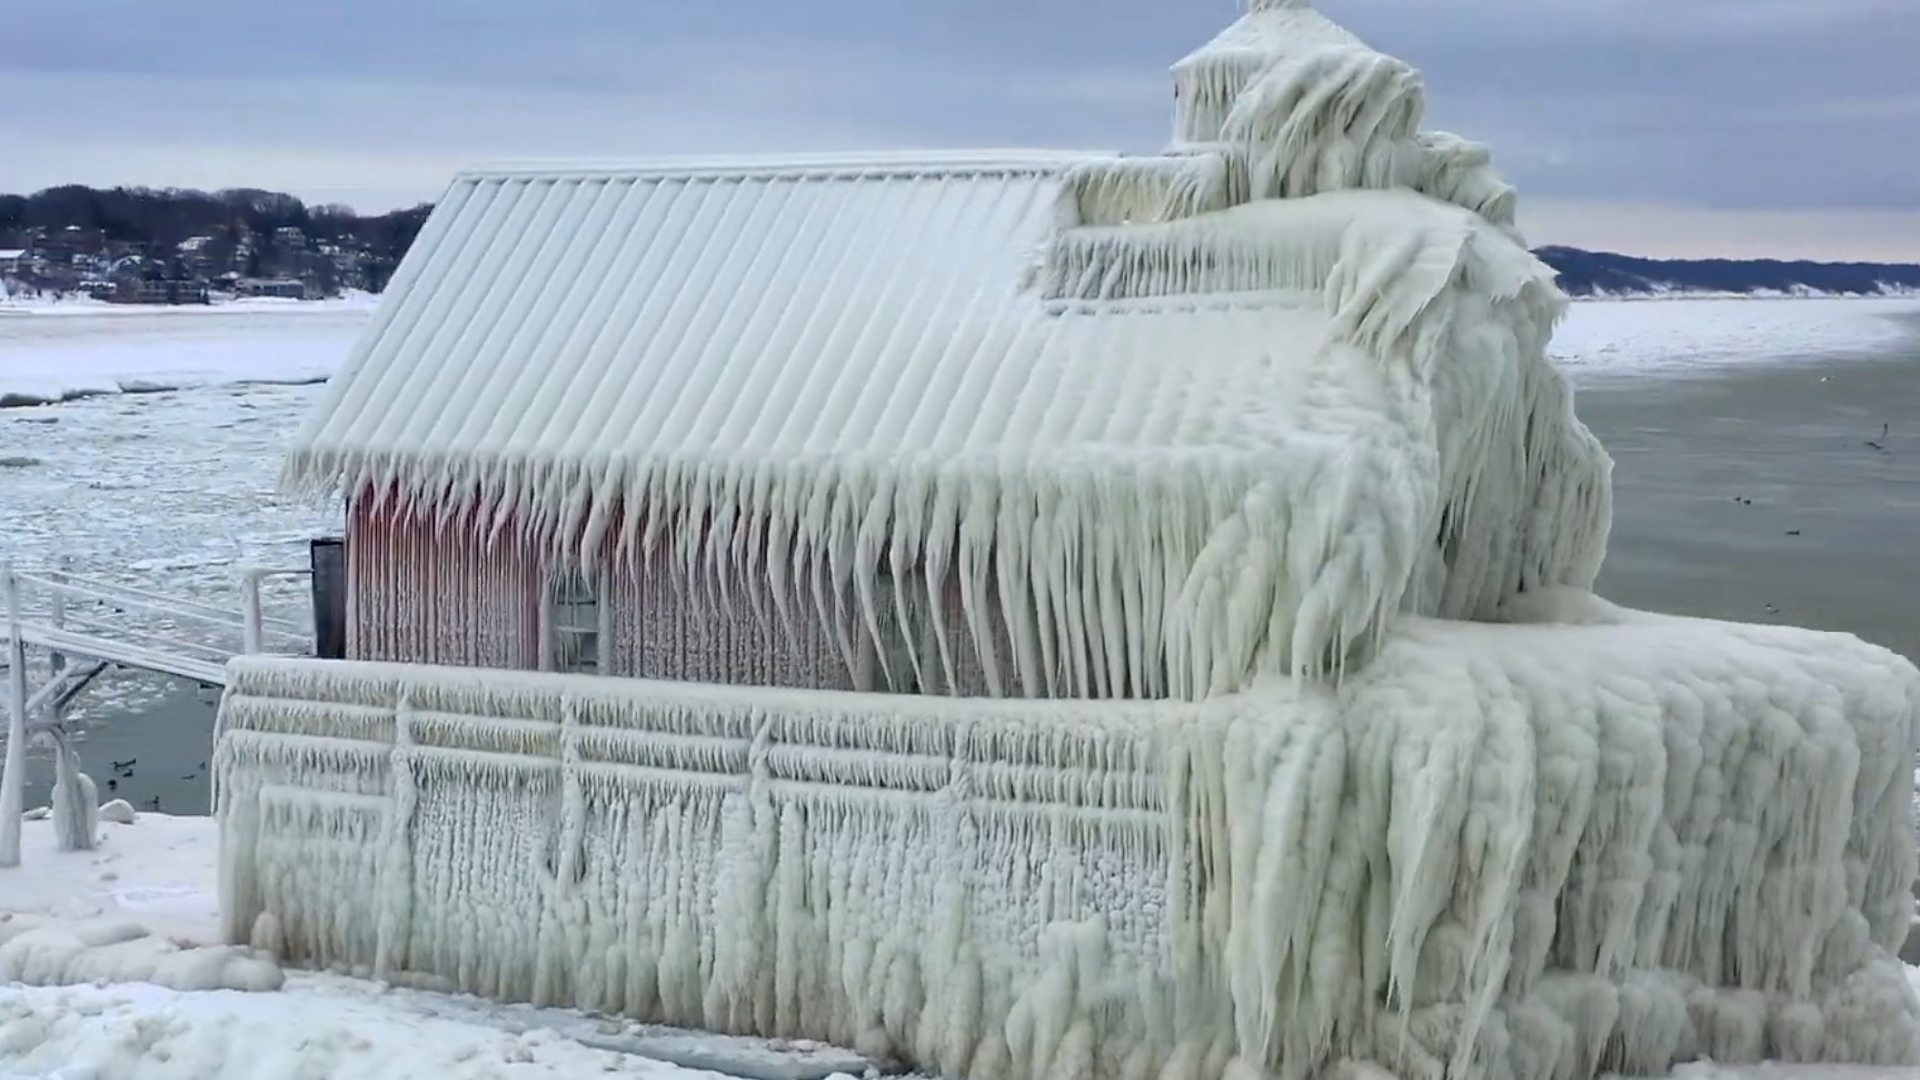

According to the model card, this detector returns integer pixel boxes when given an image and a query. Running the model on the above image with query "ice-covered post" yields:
[49,557,67,681]
[1,564,28,867]
[242,568,265,656]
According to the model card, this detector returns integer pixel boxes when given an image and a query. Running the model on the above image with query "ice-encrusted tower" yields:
[216,2,1920,1078]
[1054,0,1517,233]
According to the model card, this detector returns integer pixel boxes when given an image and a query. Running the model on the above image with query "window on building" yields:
[545,570,606,675]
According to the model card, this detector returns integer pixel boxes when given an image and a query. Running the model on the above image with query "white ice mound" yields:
[0,915,283,993]
[214,610,1920,1080]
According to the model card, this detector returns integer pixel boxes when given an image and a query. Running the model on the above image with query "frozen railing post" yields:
[239,566,316,658]
[41,557,95,852]
[1,563,27,867]
[50,556,67,682]
[242,568,265,657]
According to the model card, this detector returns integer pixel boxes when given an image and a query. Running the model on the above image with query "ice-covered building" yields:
[216,2,1920,1078]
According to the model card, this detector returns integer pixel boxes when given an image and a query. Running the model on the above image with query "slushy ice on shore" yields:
[202,1,1920,1078]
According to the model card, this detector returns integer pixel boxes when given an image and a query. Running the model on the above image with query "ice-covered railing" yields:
[215,599,1920,1080]
[0,563,311,684]
[0,561,315,866]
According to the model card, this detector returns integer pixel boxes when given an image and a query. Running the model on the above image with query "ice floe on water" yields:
[1553,297,1920,378]
[0,304,367,407]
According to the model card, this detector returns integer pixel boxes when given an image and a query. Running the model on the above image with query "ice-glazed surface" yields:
[1552,299,1920,378]
[0,302,370,406]
[213,603,1920,1080]
[272,9,1604,693]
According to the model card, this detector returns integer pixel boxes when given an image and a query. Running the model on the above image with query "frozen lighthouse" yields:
[213,2,1920,1077]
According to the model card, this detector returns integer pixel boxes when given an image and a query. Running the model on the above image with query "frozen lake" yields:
[2,294,1918,811]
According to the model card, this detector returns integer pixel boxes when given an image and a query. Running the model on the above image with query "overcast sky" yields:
[3,0,1917,260]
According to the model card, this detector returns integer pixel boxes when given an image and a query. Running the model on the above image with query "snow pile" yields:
[0,916,280,992]
[214,610,1920,1080]
[0,807,284,994]
[0,981,699,1080]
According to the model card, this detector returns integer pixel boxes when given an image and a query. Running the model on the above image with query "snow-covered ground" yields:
[0,292,379,317]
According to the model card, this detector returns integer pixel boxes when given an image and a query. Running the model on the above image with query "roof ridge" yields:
[452,150,1104,184]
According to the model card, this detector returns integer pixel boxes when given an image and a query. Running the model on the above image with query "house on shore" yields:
[220,3,1920,1079]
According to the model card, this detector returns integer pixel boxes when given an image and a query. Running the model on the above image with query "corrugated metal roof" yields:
[291,154,1340,496]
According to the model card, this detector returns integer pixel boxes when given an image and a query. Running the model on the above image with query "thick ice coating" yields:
[235,2,1920,1078]
[215,607,1920,1080]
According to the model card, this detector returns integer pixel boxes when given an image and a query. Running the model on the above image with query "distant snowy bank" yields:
[1535,246,1920,299]
[0,304,367,408]
[1572,287,1920,302]
[1552,296,1920,377]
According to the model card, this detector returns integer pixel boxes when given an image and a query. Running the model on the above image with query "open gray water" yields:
[1587,328,1920,663]
[3,310,1917,813]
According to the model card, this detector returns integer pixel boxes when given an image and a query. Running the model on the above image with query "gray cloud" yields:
[2,1,1915,257]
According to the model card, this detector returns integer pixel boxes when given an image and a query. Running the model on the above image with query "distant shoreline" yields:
[1570,291,1920,303]
[0,292,380,318]
[5,290,1917,318]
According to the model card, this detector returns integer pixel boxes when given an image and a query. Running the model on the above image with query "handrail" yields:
[53,610,235,661]
[3,558,322,868]
[13,570,309,639]
[22,569,257,627]
[13,622,227,685]
[0,562,317,679]
[2,564,25,866]
[241,568,313,656]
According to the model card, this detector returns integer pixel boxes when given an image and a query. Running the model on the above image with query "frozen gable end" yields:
[284,14,1603,695]
[1037,0,1605,682]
